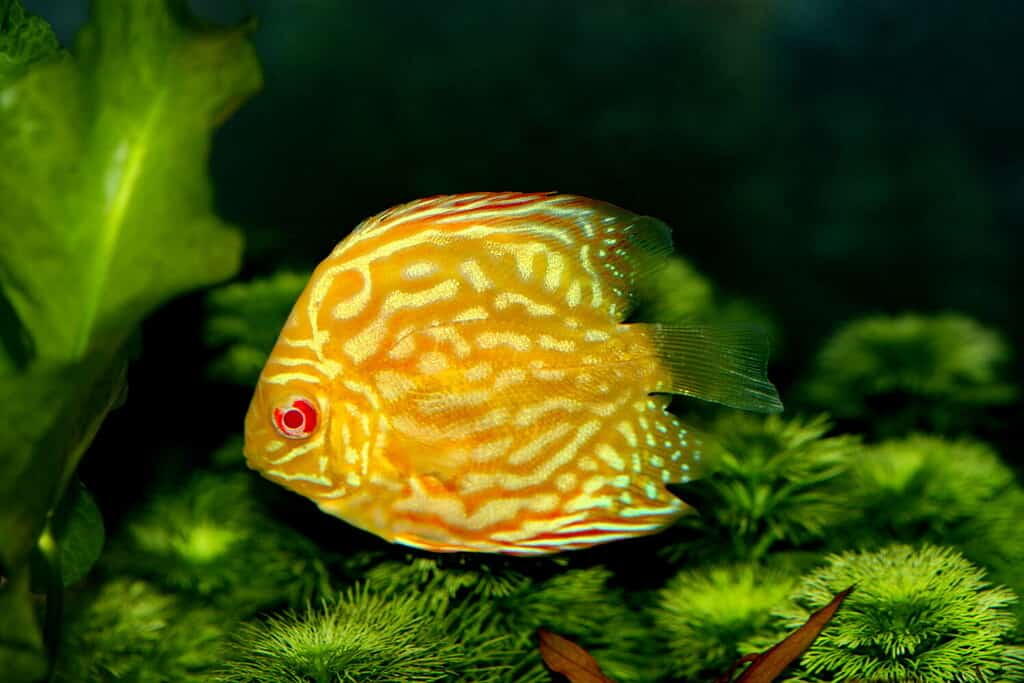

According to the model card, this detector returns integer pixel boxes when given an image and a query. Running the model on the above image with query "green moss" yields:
[652,563,796,680]
[104,471,332,612]
[800,313,1015,435]
[665,414,858,562]
[776,545,1024,682]
[55,578,230,683]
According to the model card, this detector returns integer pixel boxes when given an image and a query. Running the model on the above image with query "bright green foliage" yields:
[218,585,514,683]
[506,567,659,682]
[55,578,230,683]
[776,545,1024,682]
[652,563,796,680]
[665,414,858,562]
[104,472,332,612]
[844,435,1017,544]
[366,557,658,682]
[0,2,260,676]
[0,0,256,359]
[365,555,532,611]
[801,313,1015,434]
[205,271,310,385]
[837,435,1024,637]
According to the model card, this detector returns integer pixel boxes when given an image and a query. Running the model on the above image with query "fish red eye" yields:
[272,398,318,439]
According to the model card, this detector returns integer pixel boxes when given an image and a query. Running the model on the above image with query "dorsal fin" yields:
[336,192,674,322]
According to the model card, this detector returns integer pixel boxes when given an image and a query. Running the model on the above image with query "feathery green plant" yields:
[204,271,310,385]
[366,556,658,683]
[800,313,1015,435]
[774,545,1024,682]
[843,434,1018,544]
[218,584,514,683]
[664,413,858,562]
[652,562,796,680]
[55,578,230,683]
[104,471,332,612]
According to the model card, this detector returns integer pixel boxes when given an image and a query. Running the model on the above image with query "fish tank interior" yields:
[1,1,1023,681]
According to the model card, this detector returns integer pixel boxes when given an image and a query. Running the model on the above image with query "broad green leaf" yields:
[0,0,259,571]
[54,481,105,587]
[0,7,261,678]
[0,0,258,360]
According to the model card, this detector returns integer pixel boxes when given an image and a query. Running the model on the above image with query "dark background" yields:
[25,1,1022,517]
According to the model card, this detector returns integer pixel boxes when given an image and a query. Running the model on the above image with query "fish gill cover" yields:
[1,2,1022,683]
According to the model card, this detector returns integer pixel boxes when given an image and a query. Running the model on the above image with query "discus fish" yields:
[243,192,782,555]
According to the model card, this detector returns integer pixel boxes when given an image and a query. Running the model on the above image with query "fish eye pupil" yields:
[282,409,304,430]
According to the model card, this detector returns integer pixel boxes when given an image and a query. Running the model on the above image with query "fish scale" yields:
[244,192,782,554]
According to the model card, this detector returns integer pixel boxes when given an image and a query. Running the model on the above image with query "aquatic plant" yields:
[204,271,309,386]
[800,313,1015,435]
[843,434,1017,544]
[631,256,780,345]
[55,578,230,683]
[365,557,658,682]
[0,0,260,676]
[652,562,796,680]
[103,471,332,612]
[664,413,858,562]
[773,545,1024,682]
[218,584,516,683]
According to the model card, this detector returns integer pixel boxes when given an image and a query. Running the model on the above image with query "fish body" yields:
[244,192,781,555]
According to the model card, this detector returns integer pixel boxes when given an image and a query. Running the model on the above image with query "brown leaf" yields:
[537,628,618,683]
[728,585,854,683]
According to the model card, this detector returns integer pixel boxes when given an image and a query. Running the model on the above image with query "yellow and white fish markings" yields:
[244,192,783,555]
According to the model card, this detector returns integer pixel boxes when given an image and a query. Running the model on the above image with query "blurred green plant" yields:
[218,584,516,683]
[204,271,309,385]
[841,435,1018,546]
[651,562,796,680]
[664,414,858,563]
[55,578,231,683]
[800,313,1016,436]
[632,256,781,346]
[104,471,332,613]
[0,0,261,678]
[772,545,1024,682]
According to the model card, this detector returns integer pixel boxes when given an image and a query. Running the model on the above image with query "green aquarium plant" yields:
[204,271,310,386]
[800,313,1016,436]
[771,545,1024,682]
[0,0,261,678]
[55,578,231,683]
[219,584,518,683]
[103,471,333,613]
[364,557,659,682]
[841,435,1019,546]
[664,413,858,563]
[652,562,796,681]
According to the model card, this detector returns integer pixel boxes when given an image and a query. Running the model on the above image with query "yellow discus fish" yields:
[243,192,782,555]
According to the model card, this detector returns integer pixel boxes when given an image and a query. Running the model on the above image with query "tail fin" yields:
[640,323,784,413]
